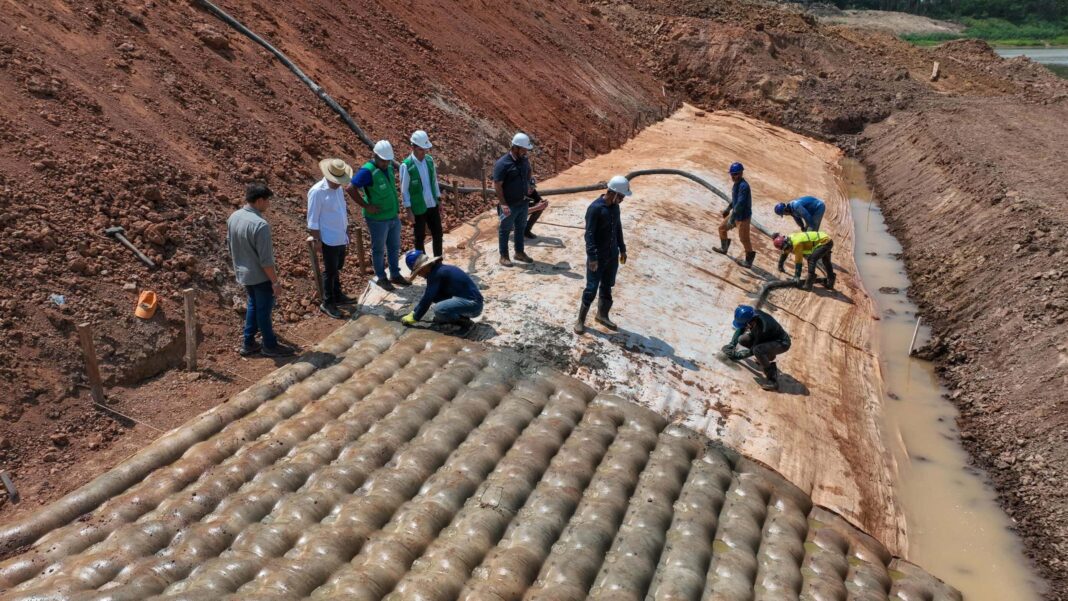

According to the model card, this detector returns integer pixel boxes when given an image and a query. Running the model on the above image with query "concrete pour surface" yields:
[0,316,957,600]
[361,106,905,555]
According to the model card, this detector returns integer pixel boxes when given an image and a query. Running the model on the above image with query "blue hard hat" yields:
[733,305,755,330]
[774,202,786,216]
[404,249,424,271]
[729,162,744,175]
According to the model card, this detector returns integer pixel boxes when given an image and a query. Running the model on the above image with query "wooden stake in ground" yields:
[77,322,105,405]
[480,150,488,202]
[908,316,923,357]
[306,236,325,302]
[183,288,197,371]
[0,471,17,504]
[354,226,369,275]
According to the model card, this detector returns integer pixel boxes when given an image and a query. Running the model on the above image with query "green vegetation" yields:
[902,18,1068,46]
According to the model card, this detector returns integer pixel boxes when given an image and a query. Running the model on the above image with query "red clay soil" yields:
[0,0,665,522]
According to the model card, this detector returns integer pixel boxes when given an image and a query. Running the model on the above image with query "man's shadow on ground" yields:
[714,352,809,396]
[588,325,698,371]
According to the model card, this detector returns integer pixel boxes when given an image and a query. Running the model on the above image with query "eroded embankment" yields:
[861,99,1068,596]
[0,316,958,600]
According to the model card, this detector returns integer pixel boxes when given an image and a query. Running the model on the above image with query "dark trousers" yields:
[321,243,346,305]
[739,332,791,375]
[582,258,619,308]
[413,205,443,257]
[525,191,546,235]
[243,281,277,349]
[807,240,834,284]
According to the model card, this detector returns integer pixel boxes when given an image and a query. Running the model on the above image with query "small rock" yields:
[50,433,69,448]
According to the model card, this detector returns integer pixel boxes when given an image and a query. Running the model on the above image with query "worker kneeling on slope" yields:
[774,196,826,232]
[401,250,484,331]
[575,175,631,334]
[774,230,836,291]
[723,305,791,391]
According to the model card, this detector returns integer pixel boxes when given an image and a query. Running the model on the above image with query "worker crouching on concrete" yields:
[723,305,791,391]
[774,231,836,291]
[401,130,444,257]
[401,250,484,331]
[575,175,631,334]
[351,140,410,291]
[714,162,756,268]
[774,196,826,232]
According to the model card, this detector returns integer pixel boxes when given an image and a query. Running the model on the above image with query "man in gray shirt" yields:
[226,183,296,357]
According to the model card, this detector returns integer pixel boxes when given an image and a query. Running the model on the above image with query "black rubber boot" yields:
[744,251,756,268]
[712,238,731,255]
[595,299,618,330]
[573,303,590,335]
[761,363,780,391]
[825,273,837,290]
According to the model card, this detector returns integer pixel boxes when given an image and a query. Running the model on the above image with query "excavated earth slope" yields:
[0,316,959,600]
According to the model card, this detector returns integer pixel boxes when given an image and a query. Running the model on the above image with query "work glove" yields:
[620,252,627,265]
[721,208,730,218]
[401,312,417,326]
[589,260,599,272]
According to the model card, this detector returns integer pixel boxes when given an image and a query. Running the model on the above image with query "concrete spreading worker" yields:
[774,230,836,291]
[401,250,484,331]
[226,183,296,358]
[308,158,354,320]
[714,161,756,268]
[775,196,826,232]
[493,132,535,266]
[575,175,631,334]
[723,305,791,391]
[351,140,410,291]
[400,130,444,258]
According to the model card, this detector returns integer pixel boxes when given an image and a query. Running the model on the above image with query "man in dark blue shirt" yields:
[575,176,631,334]
[714,162,756,268]
[401,250,484,329]
[492,132,535,266]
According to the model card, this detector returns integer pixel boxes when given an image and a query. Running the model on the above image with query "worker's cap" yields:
[405,249,442,277]
[373,140,395,162]
[606,175,632,197]
[729,162,744,175]
[410,130,432,150]
[733,305,755,329]
[319,158,353,186]
[511,132,534,150]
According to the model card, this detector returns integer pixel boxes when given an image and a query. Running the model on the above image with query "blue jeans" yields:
[243,281,277,349]
[809,205,826,232]
[366,217,401,280]
[498,201,529,257]
[432,297,484,323]
[582,258,618,308]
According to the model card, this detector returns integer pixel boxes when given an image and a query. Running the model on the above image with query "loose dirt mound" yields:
[0,0,666,513]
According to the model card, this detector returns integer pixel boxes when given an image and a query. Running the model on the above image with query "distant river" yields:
[995,46,1068,77]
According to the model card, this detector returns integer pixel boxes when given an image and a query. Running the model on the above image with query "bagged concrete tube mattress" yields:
[0,316,959,600]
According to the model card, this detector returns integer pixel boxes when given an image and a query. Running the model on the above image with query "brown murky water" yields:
[844,158,1045,600]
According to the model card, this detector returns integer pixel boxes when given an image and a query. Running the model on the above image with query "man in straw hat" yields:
[400,130,444,257]
[350,140,409,291]
[574,175,631,335]
[308,157,354,319]
[400,249,483,330]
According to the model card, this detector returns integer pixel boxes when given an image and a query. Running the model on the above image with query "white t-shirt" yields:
[307,178,349,246]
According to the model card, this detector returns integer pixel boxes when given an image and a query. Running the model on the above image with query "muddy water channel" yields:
[843,158,1044,600]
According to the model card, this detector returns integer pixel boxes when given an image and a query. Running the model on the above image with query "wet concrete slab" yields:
[362,106,906,554]
[0,316,958,600]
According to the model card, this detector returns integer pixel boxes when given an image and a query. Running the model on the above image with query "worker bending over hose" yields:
[774,196,826,232]
[723,305,791,391]
[774,230,836,291]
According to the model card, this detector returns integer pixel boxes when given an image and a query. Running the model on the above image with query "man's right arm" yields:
[585,207,600,269]
[307,190,322,249]
[254,224,280,295]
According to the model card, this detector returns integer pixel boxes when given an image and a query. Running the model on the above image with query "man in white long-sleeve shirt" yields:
[400,130,444,257]
[308,158,353,319]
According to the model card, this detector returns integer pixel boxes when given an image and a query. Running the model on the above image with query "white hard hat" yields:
[373,140,394,161]
[410,130,432,150]
[511,132,533,150]
[607,175,632,197]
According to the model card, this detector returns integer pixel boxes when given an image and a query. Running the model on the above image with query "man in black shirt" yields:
[492,132,535,266]
[575,176,631,334]
[723,304,792,391]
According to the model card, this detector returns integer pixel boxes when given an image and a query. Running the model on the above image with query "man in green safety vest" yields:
[350,140,409,291]
[774,230,836,291]
[400,130,444,258]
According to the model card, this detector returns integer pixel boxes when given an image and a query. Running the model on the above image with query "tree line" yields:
[802,0,1068,23]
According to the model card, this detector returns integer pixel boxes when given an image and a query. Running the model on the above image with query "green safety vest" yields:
[360,161,399,221]
[402,155,439,216]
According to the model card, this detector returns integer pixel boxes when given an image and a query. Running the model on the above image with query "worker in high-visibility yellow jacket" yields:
[773,231,836,291]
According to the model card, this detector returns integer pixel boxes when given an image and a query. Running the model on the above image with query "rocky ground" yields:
[1,0,1067,597]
